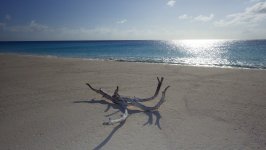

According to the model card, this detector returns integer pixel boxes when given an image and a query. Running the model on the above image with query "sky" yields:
[0,0,266,40]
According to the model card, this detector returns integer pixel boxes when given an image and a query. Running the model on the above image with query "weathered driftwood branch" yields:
[103,107,128,125]
[86,77,170,125]
[134,77,164,102]
[127,86,170,111]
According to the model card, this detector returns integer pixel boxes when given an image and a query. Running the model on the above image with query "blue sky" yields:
[0,0,266,40]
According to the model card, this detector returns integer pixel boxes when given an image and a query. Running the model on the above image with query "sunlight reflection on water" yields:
[164,39,231,67]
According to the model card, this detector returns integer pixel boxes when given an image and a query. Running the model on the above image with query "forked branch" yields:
[134,77,164,102]
[86,77,170,125]
[86,83,117,104]
[128,86,170,111]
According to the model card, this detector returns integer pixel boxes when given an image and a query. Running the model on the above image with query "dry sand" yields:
[0,54,266,150]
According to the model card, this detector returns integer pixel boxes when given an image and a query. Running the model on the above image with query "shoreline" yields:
[1,52,265,70]
[0,53,266,149]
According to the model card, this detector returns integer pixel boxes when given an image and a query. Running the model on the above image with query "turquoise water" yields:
[0,40,266,69]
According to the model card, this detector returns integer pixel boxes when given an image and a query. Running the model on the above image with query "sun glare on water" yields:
[166,39,230,66]
[171,39,225,53]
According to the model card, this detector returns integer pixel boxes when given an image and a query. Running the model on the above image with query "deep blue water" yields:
[0,40,266,69]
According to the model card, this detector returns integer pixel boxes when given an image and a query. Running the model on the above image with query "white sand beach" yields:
[0,54,266,150]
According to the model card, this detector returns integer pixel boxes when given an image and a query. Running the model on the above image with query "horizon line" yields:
[1,38,266,42]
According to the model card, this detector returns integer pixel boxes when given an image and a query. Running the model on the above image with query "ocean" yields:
[0,40,266,69]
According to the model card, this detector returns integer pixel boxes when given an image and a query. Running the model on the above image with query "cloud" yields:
[249,0,263,3]
[178,14,214,22]
[167,0,176,7]
[5,14,11,21]
[178,14,190,20]
[0,22,6,30]
[215,2,266,27]
[247,1,266,13]
[5,20,49,32]
[29,20,49,31]
[194,14,214,22]
[56,26,183,40]
[116,19,127,24]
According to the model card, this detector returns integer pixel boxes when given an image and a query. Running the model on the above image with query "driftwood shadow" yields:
[74,99,163,149]
[93,121,125,150]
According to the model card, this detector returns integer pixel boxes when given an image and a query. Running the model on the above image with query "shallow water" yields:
[0,40,266,69]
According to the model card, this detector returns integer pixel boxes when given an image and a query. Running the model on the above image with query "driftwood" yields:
[86,77,170,125]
